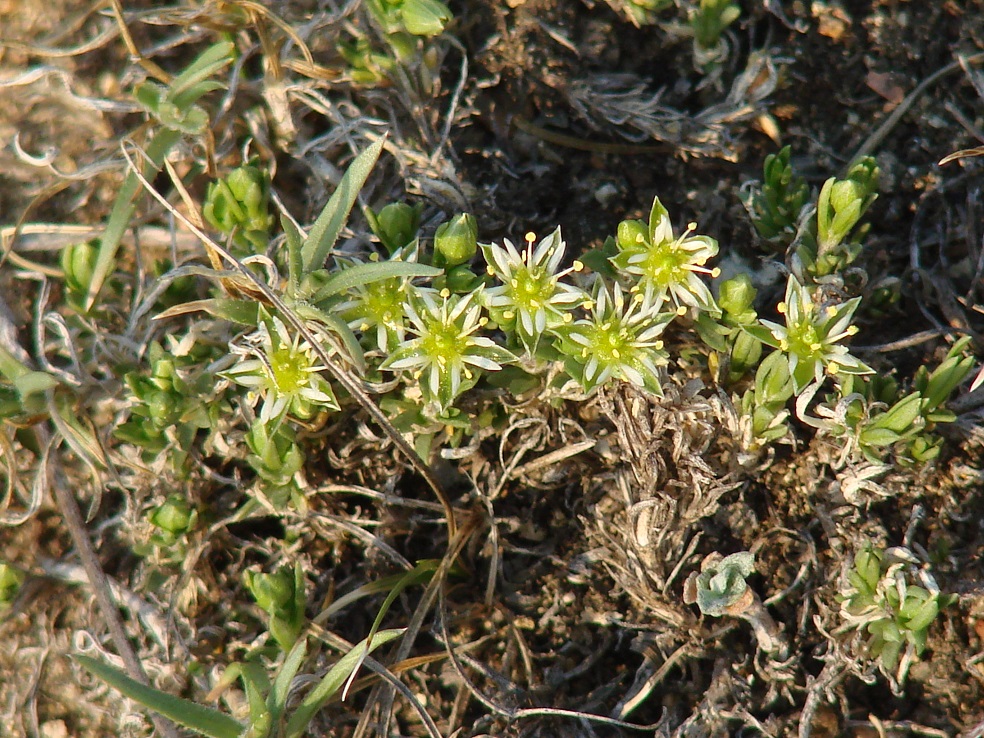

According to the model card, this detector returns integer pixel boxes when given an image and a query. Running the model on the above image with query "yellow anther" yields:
[573,260,584,271]
[777,302,787,314]
[525,231,536,245]
[711,267,721,278]
[612,349,621,359]
[440,288,450,298]
[479,316,489,327]
[676,305,687,316]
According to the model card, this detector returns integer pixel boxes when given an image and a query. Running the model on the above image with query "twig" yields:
[847,52,984,172]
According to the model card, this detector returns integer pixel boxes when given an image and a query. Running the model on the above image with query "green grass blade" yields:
[300,138,386,274]
[84,127,182,312]
[269,637,308,718]
[76,655,244,738]
[284,628,404,738]
[169,41,235,101]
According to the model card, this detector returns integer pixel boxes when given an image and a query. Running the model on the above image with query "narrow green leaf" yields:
[301,138,386,274]
[309,261,442,303]
[284,628,405,738]
[76,655,244,738]
[155,298,260,325]
[283,214,304,291]
[291,303,367,374]
[85,127,182,312]
[270,637,308,717]
[169,42,235,101]
[316,561,439,623]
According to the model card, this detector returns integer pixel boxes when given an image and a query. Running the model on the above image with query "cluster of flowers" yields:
[223,197,871,424]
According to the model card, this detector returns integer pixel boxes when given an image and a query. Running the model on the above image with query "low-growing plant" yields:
[684,551,787,657]
[837,543,954,692]
[245,562,308,652]
[77,629,405,738]
[739,145,810,249]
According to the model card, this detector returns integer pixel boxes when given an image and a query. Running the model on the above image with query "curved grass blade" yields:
[284,628,404,738]
[308,261,441,304]
[76,655,244,738]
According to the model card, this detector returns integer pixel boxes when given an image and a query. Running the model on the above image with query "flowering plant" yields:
[759,275,872,393]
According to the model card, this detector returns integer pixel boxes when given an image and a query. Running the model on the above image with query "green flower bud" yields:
[245,567,296,615]
[434,213,478,267]
[245,422,304,488]
[203,161,273,251]
[146,390,177,428]
[61,240,109,298]
[368,202,421,254]
[616,219,648,249]
[829,179,865,215]
[718,274,757,321]
[445,263,481,293]
[149,496,197,537]
[400,0,452,36]
[244,563,306,650]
